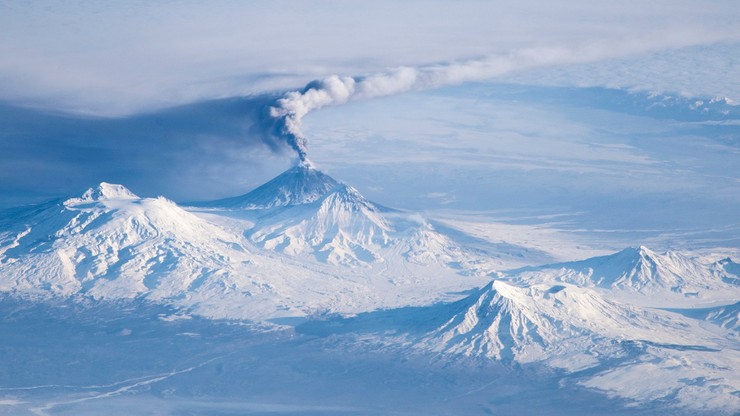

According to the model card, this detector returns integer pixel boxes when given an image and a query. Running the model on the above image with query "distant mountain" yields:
[3,182,739,413]
[301,279,721,366]
[510,246,740,306]
[637,92,738,121]
[399,279,739,412]
[416,280,715,370]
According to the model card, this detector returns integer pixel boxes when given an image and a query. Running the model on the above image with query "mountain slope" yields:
[703,301,740,331]
[194,164,482,270]
[247,183,393,266]
[0,183,378,319]
[418,280,717,370]
[510,246,740,306]
[0,183,482,318]
[298,277,739,413]
[0,183,252,299]
[191,163,340,210]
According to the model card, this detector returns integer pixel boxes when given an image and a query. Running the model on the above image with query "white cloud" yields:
[0,1,738,115]
[502,42,740,101]
[269,42,715,162]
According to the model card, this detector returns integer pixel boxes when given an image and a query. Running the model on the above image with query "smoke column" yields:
[268,44,641,164]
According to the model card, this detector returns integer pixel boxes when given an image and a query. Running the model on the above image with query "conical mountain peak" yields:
[68,182,139,204]
[420,278,707,366]
[193,165,341,209]
[321,184,378,210]
[617,245,656,259]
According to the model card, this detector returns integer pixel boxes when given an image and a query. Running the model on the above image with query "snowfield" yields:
[1,165,738,415]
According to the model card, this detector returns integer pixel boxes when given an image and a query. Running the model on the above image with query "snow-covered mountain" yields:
[0,183,377,319]
[299,277,740,412]
[509,246,740,306]
[192,162,341,210]
[193,164,481,269]
[2,180,739,414]
[0,183,250,299]
[0,181,492,318]
[246,182,393,266]
[417,281,719,368]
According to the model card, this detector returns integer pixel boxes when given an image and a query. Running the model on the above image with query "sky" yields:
[1,1,738,115]
[301,83,740,245]
[0,1,739,244]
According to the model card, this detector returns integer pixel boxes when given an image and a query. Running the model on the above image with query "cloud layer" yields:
[268,44,680,162]
[1,1,738,115]
[1,1,739,209]
[0,97,293,208]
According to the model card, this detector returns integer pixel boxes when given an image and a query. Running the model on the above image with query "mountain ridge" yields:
[508,246,740,306]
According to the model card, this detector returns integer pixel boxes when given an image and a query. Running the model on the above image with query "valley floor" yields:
[0,299,702,416]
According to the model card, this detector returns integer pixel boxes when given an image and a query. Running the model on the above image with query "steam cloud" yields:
[268,45,620,164]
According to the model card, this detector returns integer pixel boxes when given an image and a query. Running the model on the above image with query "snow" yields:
[0,298,666,416]
[1,168,739,414]
[246,182,393,266]
[0,177,496,320]
[295,277,739,412]
[191,163,340,210]
[703,301,740,331]
[71,182,139,203]
[581,348,740,413]
[354,279,731,372]
[0,4,738,413]
[509,246,740,307]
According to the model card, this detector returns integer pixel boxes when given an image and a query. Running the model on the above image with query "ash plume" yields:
[268,44,642,164]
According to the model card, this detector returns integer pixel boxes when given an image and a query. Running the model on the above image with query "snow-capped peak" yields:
[510,246,740,306]
[0,182,254,305]
[247,179,393,266]
[419,280,716,370]
[319,184,385,216]
[191,165,478,269]
[559,246,705,290]
[193,164,340,209]
[68,182,139,205]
